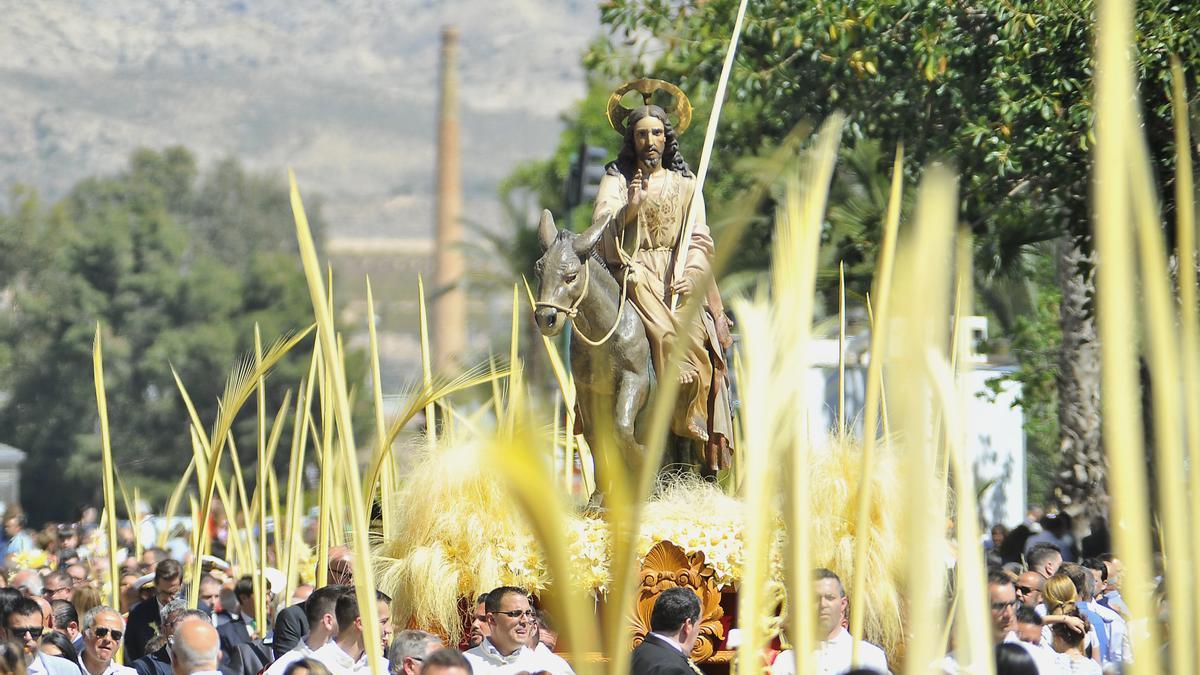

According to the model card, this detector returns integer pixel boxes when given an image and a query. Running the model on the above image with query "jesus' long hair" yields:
[606,105,693,179]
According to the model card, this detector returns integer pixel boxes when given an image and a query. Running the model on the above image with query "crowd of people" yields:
[978,508,1140,675]
[0,505,1153,675]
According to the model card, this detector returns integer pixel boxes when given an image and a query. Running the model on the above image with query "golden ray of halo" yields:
[606,78,693,136]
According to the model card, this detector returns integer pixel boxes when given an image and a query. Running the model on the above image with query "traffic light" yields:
[565,143,610,211]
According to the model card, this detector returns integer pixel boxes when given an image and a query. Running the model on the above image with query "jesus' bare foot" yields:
[678,366,698,385]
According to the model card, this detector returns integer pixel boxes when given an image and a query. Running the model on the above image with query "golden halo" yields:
[606,79,693,137]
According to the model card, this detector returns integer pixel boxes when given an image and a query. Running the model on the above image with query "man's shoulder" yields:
[532,649,572,669]
[128,600,156,620]
[277,603,306,621]
[857,639,888,667]
[263,648,306,675]
[110,664,139,675]
[130,654,170,675]
[1089,601,1124,623]
[630,637,687,673]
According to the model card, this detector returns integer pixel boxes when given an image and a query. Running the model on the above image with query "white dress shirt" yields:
[464,637,575,675]
[311,641,387,675]
[77,655,137,675]
[264,639,323,675]
[771,629,888,675]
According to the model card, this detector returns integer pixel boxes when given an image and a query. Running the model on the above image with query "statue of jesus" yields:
[591,84,734,473]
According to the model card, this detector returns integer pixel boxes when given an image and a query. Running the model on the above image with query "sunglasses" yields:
[491,609,537,620]
[990,600,1019,612]
[10,627,43,639]
[91,627,124,641]
[1016,585,1037,595]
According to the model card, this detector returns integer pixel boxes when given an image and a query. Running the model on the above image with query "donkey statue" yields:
[532,210,655,502]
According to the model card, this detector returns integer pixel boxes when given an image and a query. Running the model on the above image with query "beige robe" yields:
[592,168,733,465]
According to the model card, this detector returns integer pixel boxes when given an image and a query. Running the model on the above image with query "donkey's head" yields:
[533,210,607,337]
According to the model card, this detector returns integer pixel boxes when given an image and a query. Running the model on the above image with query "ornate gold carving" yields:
[606,79,693,137]
[631,540,725,662]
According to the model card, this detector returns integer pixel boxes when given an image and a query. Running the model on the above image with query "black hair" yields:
[1081,558,1108,581]
[305,585,349,627]
[155,558,182,582]
[484,587,527,614]
[607,105,693,180]
[995,642,1039,675]
[0,587,21,626]
[420,648,472,675]
[334,590,360,632]
[50,599,78,630]
[1026,543,1062,570]
[649,587,700,634]
[6,597,41,624]
[474,593,489,606]
[40,629,80,665]
[234,576,255,600]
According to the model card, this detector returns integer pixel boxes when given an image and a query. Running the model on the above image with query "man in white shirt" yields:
[772,569,888,675]
[265,585,348,675]
[170,617,222,675]
[78,606,138,675]
[312,590,390,675]
[464,587,573,675]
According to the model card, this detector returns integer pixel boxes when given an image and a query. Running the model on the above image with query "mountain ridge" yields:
[0,0,600,236]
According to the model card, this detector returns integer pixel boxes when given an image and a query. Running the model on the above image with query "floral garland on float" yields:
[373,434,905,660]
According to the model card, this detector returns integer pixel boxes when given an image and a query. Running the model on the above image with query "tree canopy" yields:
[0,147,326,523]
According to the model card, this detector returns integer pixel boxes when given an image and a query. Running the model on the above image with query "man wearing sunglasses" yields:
[9,597,78,675]
[80,606,137,675]
[7,596,47,656]
[1015,570,1043,609]
[463,587,573,675]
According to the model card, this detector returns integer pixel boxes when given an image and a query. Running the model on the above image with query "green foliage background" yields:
[0,147,334,523]
[501,0,1200,507]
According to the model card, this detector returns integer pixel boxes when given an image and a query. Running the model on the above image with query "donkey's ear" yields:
[538,210,558,251]
[573,218,607,258]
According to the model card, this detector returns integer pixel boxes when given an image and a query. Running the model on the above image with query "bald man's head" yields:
[171,618,219,675]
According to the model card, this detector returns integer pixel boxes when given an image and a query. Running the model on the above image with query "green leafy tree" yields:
[0,147,329,523]
[562,0,1200,517]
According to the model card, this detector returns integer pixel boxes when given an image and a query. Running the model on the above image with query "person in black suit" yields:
[270,602,308,659]
[124,559,184,664]
[131,604,208,675]
[630,587,703,675]
[271,551,355,658]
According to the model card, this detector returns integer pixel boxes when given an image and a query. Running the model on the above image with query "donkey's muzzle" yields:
[535,306,564,337]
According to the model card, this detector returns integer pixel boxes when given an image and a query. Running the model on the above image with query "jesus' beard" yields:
[641,150,662,169]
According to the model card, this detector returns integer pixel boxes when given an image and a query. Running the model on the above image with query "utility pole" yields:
[433,25,465,372]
